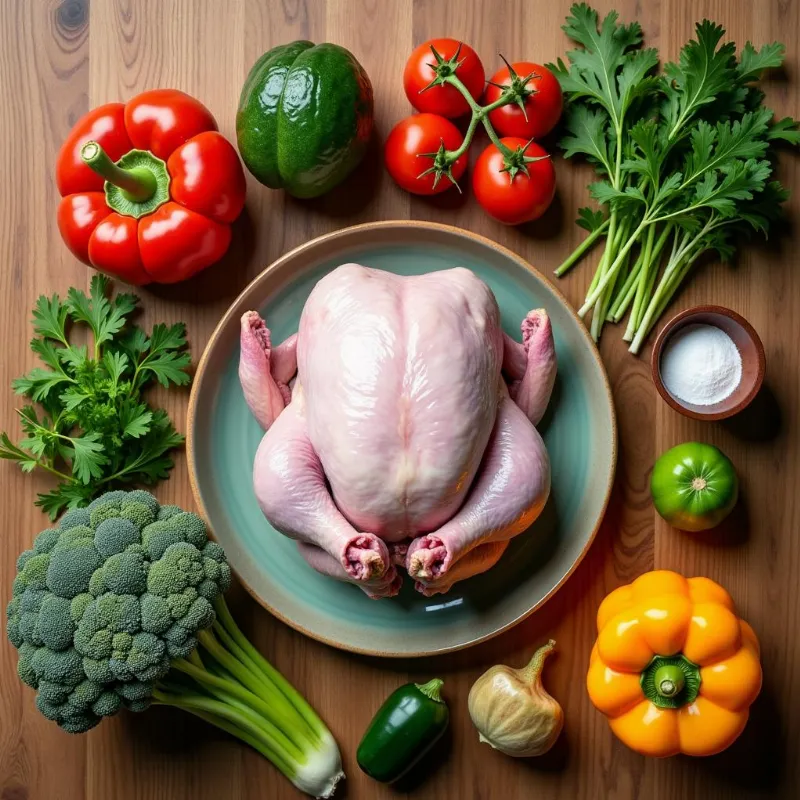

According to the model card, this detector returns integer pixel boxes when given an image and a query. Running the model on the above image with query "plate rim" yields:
[187,220,617,657]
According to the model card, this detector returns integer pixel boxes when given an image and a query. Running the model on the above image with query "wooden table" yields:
[1,0,798,798]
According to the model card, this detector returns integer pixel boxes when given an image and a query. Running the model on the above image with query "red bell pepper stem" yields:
[80,140,157,203]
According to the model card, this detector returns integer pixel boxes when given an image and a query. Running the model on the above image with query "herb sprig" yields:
[550,5,800,352]
[0,275,190,518]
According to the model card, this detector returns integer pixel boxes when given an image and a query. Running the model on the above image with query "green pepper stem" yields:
[415,677,445,703]
[80,140,157,202]
[519,639,556,684]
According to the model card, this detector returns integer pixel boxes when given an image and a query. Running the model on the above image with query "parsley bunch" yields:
[549,5,799,353]
[0,275,190,518]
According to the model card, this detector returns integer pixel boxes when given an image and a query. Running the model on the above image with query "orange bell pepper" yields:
[587,570,762,757]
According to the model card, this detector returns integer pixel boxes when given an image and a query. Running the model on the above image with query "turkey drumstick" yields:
[251,386,397,595]
[406,386,550,595]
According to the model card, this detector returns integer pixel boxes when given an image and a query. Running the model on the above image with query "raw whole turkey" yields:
[239,264,556,597]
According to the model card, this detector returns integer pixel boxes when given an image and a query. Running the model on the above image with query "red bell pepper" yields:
[56,89,246,285]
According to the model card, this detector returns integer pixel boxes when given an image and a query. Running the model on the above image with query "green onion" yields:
[153,596,344,799]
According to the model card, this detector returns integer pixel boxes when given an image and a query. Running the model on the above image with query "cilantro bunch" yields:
[0,275,190,518]
[549,5,799,353]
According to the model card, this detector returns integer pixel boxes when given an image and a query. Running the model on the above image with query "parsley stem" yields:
[628,215,722,353]
[554,217,609,276]
[32,458,76,483]
[621,224,657,337]
[579,219,648,316]
[608,234,651,322]
[629,250,696,354]
[587,211,619,296]
[592,215,632,339]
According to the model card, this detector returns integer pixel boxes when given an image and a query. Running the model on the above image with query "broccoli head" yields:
[6,490,231,732]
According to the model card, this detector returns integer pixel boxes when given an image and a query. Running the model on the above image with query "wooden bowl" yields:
[651,306,766,421]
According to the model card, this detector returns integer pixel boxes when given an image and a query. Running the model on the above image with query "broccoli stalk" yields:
[6,490,343,799]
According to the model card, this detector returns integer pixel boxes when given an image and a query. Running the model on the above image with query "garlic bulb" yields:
[468,639,563,757]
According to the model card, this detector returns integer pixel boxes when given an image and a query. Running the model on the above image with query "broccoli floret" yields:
[141,519,186,561]
[47,531,104,599]
[59,509,91,531]
[120,501,156,530]
[5,489,231,733]
[156,504,183,521]
[124,490,160,515]
[37,595,74,651]
[94,518,140,557]
[88,490,129,511]
[96,551,149,595]
[34,527,63,552]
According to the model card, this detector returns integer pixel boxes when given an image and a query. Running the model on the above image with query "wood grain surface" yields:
[1,0,798,798]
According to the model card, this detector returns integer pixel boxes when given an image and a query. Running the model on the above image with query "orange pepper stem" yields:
[519,639,556,684]
[653,664,685,698]
[640,654,701,709]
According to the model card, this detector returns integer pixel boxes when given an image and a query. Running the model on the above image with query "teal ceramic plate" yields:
[188,221,616,657]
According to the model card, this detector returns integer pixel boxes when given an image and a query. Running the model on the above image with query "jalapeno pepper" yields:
[357,678,449,783]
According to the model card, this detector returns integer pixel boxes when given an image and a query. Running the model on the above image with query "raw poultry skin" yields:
[240,264,556,597]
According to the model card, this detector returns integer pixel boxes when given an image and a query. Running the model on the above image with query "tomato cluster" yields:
[385,38,561,224]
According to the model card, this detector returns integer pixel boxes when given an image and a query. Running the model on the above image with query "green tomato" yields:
[650,443,738,532]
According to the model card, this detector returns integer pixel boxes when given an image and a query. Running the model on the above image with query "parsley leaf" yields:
[66,433,109,484]
[119,399,153,439]
[553,5,798,353]
[35,483,96,520]
[133,323,192,388]
[1,277,190,518]
[31,294,69,344]
[577,207,607,233]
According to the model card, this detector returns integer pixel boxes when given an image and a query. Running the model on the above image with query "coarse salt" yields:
[660,323,742,406]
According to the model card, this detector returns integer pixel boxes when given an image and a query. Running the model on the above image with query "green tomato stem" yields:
[437,73,518,162]
[80,141,157,203]
[447,113,482,162]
